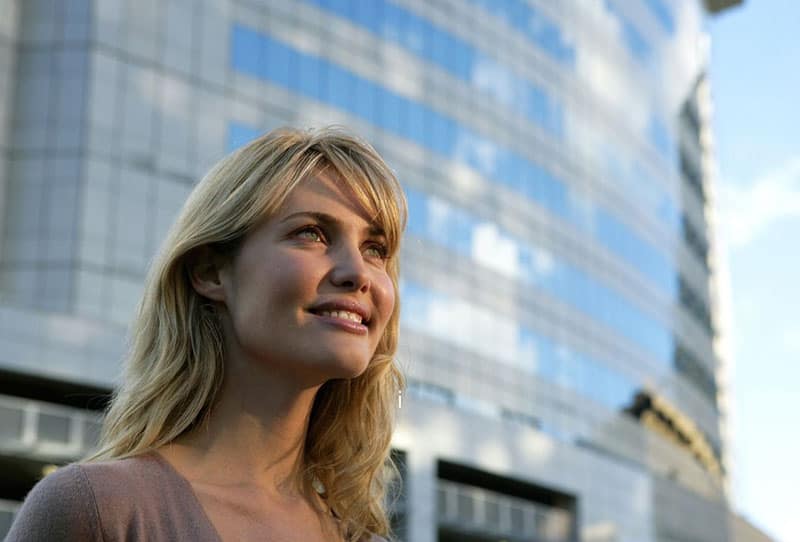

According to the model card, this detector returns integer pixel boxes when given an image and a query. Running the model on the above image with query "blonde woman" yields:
[8,127,406,542]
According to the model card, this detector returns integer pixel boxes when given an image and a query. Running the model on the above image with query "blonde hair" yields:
[87,127,407,541]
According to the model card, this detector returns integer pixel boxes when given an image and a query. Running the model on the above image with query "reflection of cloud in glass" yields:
[407,188,674,359]
[427,297,520,365]
[444,162,485,199]
[570,0,651,141]
[453,130,499,178]
[532,249,555,279]
[472,222,520,278]
[380,49,425,98]
[400,281,639,411]
[470,53,557,134]
[402,282,530,370]
[426,195,451,238]
[471,55,525,108]
[570,0,705,154]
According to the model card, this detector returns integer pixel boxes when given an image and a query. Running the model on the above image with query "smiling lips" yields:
[308,301,370,334]
[316,309,363,324]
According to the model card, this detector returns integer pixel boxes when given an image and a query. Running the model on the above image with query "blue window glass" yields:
[354,0,381,28]
[403,188,675,366]
[303,0,564,139]
[429,24,450,68]
[604,0,652,62]
[327,62,352,110]
[429,114,456,157]
[296,53,321,99]
[226,122,262,152]
[601,143,680,237]
[644,0,676,34]
[401,10,426,56]
[379,90,404,136]
[648,115,675,162]
[352,76,376,120]
[464,0,575,66]
[407,97,426,144]
[264,38,291,86]
[229,24,678,300]
[231,25,261,77]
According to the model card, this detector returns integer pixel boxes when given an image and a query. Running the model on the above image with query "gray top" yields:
[6,453,387,541]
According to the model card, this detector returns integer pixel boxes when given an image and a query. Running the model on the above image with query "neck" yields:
[160,356,323,498]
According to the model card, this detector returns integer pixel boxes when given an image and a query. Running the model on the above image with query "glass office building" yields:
[0,0,743,540]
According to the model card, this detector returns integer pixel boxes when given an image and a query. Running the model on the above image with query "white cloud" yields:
[716,156,800,249]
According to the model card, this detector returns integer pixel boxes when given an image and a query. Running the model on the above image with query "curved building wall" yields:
[0,1,729,541]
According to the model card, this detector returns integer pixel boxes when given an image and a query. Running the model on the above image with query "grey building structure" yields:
[730,513,776,542]
[0,0,754,541]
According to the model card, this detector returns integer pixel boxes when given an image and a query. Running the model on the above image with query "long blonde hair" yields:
[88,127,407,541]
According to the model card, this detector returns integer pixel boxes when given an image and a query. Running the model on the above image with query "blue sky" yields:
[709,1,800,540]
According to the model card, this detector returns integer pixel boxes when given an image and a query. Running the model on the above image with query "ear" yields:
[186,246,228,302]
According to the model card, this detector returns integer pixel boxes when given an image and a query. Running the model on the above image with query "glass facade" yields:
[0,1,735,541]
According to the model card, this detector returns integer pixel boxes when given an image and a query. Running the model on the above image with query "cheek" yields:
[374,272,396,323]
[265,253,323,296]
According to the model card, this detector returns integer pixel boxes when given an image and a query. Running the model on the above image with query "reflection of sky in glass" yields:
[406,188,675,365]
[464,0,575,65]
[643,0,676,34]
[569,0,684,180]
[303,0,564,137]
[227,123,261,152]
[603,144,681,234]
[401,280,637,411]
[648,114,676,163]
[605,0,653,63]
[230,26,678,298]
[223,128,675,371]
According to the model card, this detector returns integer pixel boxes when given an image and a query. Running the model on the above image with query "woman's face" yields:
[213,169,396,382]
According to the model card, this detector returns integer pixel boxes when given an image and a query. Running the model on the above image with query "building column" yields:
[406,446,437,542]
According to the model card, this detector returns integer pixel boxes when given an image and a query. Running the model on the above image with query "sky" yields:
[708,1,800,540]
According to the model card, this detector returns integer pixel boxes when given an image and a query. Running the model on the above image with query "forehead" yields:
[276,170,380,229]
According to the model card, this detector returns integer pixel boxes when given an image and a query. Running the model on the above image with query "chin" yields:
[321,352,373,381]
[330,360,371,380]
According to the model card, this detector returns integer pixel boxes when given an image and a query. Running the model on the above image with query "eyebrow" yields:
[279,211,386,237]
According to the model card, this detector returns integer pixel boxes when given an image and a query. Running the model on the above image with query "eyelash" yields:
[294,225,389,260]
[295,225,325,243]
[364,241,389,260]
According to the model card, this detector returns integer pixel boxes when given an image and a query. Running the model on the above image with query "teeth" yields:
[318,310,363,324]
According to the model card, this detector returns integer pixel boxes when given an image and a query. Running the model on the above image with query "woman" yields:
[7,127,407,541]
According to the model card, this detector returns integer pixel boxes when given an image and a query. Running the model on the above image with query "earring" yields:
[312,477,326,495]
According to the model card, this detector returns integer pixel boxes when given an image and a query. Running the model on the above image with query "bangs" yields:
[241,127,407,257]
[312,142,407,257]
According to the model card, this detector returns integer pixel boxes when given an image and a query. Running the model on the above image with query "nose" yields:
[329,243,370,293]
